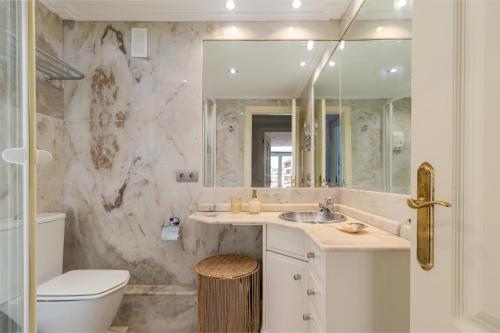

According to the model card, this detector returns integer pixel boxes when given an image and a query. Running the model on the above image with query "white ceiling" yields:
[41,0,351,21]
[203,40,336,99]
[315,39,411,99]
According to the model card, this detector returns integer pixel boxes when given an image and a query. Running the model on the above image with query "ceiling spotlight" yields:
[329,60,336,67]
[306,40,314,50]
[376,26,383,32]
[226,0,235,10]
[389,67,398,73]
[339,40,345,50]
[394,0,407,9]
[300,61,306,67]
[292,0,302,9]
[228,67,239,75]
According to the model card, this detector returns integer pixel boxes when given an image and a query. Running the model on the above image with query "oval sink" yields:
[279,211,347,224]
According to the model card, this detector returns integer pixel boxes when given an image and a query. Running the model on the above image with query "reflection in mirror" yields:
[343,0,412,40]
[314,39,411,194]
[203,41,336,188]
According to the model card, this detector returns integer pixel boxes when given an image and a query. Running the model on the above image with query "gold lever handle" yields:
[407,197,452,209]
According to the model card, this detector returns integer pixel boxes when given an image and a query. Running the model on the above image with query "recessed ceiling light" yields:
[300,61,306,67]
[339,40,345,50]
[228,67,239,75]
[389,67,398,73]
[306,40,314,50]
[329,60,336,67]
[226,0,235,10]
[288,26,295,32]
[292,0,302,9]
[394,0,407,9]
[376,26,383,32]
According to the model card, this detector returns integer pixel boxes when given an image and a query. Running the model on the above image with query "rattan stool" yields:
[195,254,261,333]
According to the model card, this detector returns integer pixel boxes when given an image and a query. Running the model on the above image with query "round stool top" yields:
[195,254,258,279]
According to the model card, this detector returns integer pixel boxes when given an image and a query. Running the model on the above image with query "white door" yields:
[265,251,307,333]
[411,0,500,331]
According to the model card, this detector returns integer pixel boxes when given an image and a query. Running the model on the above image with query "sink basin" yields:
[279,211,347,224]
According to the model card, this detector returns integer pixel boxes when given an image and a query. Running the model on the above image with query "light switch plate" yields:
[176,171,199,183]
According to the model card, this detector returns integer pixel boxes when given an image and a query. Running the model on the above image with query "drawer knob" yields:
[293,274,302,281]
[306,252,316,259]
[303,314,312,321]
[307,288,317,296]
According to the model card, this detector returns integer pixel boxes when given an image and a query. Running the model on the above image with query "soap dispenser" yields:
[248,189,261,214]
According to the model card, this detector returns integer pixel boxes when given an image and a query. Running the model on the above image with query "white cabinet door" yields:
[266,251,307,333]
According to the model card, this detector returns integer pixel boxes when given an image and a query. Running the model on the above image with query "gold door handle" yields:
[407,197,452,209]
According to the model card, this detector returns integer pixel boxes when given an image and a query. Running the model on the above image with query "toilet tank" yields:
[36,213,66,285]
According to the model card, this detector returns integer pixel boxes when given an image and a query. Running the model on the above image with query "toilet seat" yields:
[37,270,130,302]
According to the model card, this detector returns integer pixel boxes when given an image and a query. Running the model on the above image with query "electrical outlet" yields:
[176,171,199,183]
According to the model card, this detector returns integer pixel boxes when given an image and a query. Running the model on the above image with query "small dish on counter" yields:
[336,222,367,233]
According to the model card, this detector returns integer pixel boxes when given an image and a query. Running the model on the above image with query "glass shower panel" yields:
[0,1,28,332]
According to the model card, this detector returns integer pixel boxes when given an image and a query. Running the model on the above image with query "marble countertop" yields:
[189,211,410,252]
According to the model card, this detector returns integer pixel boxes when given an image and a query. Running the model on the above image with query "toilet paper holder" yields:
[160,217,181,241]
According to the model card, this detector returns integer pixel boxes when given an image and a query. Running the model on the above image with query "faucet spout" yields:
[319,197,334,213]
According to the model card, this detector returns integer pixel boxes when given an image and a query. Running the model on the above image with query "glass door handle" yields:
[2,148,26,165]
[2,148,52,165]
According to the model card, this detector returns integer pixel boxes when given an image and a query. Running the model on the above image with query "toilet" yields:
[36,213,129,333]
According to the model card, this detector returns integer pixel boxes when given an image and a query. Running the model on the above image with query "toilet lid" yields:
[38,270,129,301]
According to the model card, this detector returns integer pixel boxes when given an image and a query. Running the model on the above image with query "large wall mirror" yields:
[203,40,337,188]
[202,0,412,193]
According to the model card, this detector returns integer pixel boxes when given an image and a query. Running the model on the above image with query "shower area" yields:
[0,1,30,332]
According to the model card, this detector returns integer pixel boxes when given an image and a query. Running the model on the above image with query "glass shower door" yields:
[0,1,29,332]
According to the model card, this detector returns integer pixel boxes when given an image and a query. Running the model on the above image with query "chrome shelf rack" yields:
[1,27,84,81]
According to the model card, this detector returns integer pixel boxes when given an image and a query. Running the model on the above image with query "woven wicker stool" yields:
[196,254,261,333]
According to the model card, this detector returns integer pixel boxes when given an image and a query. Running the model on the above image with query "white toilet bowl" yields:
[37,270,129,333]
[35,213,129,333]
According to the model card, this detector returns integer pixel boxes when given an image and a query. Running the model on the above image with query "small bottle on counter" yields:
[248,189,261,214]
[231,197,242,214]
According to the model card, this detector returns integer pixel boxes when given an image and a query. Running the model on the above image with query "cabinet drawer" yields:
[267,225,307,260]
[307,238,325,283]
[307,270,325,325]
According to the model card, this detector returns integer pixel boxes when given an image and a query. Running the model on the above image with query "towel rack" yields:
[0,27,84,81]
[35,48,84,81]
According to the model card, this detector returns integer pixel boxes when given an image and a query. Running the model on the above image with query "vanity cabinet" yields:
[263,224,410,333]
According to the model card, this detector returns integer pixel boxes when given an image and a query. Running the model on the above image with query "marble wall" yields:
[214,99,292,187]
[62,21,267,286]
[62,21,339,288]
[36,2,65,213]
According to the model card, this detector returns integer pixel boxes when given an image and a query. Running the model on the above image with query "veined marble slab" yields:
[190,211,409,251]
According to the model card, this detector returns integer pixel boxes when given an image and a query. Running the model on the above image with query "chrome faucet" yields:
[319,197,334,213]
